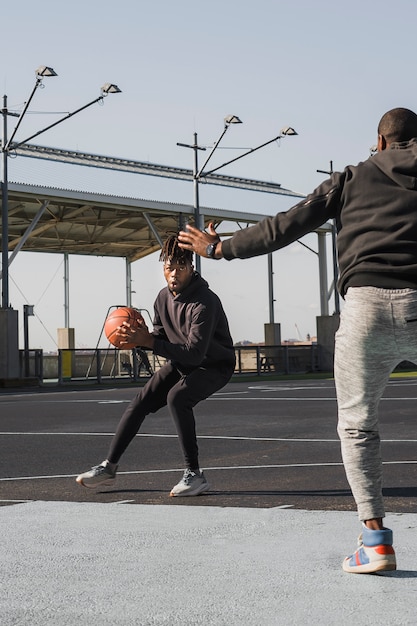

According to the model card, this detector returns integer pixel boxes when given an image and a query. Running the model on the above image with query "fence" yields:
[18,343,320,385]
[234,344,319,375]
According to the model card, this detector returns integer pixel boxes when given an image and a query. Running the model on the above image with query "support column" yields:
[57,327,75,380]
[316,314,340,372]
[126,258,132,307]
[0,308,20,380]
[263,322,281,372]
[64,253,70,328]
[317,231,329,316]
[264,323,281,346]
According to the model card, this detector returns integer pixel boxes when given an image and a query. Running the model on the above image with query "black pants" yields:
[107,361,234,469]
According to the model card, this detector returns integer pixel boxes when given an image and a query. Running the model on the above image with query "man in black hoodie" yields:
[77,235,235,496]
[179,107,417,572]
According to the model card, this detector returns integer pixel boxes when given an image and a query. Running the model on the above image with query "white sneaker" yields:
[170,469,210,497]
[76,462,117,489]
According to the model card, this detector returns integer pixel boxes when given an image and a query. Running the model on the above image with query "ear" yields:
[377,134,387,152]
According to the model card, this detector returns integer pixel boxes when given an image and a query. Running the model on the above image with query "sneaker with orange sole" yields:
[343,525,396,574]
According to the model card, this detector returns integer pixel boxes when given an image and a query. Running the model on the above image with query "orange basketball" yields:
[104,307,145,349]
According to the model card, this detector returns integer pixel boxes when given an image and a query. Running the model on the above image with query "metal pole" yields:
[193,132,202,274]
[326,160,340,314]
[126,258,132,307]
[4,78,42,150]
[64,253,70,327]
[24,304,30,377]
[267,253,275,323]
[11,96,104,149]
[202,134,282,177]
[2,200,49,275]
[317,160,340,314]
[177,134,207,274]
[331,220,340,313]
[317,231,329,316]
[1,95,9,308]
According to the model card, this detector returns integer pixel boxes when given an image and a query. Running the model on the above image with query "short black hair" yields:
[159,233,193,264]
[378,108,417,143]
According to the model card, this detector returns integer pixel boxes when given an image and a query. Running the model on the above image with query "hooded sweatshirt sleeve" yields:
[221,174,344,260]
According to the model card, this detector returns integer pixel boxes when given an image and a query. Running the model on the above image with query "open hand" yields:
[178,223,223,258]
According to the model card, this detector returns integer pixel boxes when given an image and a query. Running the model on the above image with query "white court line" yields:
[209,396,417,401]
[9,396,410,402]
[209,397,337,400]
[0,432,339,441]
[3,395,417,404]
[1,460,416,483]
[1,432,416,443]
[0,499,34,503]
[248,386,330,391]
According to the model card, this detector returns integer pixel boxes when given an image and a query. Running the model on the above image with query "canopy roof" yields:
[3,182,291,263]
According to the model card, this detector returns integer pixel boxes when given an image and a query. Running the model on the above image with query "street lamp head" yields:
[280,126,298,136]
[224,114,242,126]
[101,83,122,95]
[35,65,58,77]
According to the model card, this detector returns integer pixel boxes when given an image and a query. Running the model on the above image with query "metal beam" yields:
[142,212,164,247]
[14,143,305,198]
[0,200,49,278]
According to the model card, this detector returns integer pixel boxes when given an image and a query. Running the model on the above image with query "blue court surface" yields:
[0,377,416,625]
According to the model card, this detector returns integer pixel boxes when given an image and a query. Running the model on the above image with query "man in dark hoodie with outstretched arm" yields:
[76,234,235,497]
[179,107,417,573]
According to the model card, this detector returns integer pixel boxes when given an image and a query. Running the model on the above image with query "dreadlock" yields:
[159,233,193,264]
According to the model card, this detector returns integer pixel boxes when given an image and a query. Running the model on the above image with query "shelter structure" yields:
[2,180,331,315]
[0,145,334,380]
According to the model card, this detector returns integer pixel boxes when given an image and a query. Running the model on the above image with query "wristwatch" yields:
[206,240,220,259]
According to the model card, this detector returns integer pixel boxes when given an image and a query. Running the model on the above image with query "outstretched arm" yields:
[178,223,224,259]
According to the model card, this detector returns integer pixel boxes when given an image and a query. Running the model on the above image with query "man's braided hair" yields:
[159,233,193,265]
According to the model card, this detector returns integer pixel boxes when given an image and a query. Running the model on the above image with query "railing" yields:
[18,344,320,385]
[234,344,319,375]
[19,349,43,380]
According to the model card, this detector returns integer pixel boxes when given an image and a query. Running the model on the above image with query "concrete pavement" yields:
[1,501,416,625]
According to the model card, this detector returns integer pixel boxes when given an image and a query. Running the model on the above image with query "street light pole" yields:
[177,132,207,273]
[202,126,297,177]
[177,119,243,273]
[2,68,58,308]
[192,132,203,232]
[178,118,297,276]
[1,94,11,308]
[0,67,121,380]
[317,160,340,314]
[10,85,121,150]
[1,71,121,309]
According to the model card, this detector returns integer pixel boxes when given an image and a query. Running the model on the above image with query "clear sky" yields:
[2,0,417,351]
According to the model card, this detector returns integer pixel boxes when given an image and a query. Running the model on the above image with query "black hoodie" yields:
[221,138,417,297]
[151,272,235,372]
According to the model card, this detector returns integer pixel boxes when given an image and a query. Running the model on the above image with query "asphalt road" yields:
[1,377,416,512]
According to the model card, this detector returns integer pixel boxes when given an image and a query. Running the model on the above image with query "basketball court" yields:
[1,377,416,512]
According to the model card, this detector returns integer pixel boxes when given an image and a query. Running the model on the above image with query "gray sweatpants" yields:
[334,287,417,521]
